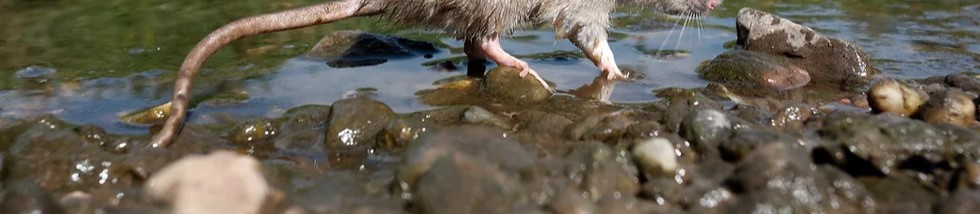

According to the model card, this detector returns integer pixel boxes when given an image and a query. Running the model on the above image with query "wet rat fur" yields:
[149,0,722,147]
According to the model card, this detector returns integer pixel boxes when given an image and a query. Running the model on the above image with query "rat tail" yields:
[150,0,383,148]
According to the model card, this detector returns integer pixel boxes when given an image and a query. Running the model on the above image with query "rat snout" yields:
[705,0,721,10]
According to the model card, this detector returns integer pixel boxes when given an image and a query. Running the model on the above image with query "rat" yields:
[149,0,723,148]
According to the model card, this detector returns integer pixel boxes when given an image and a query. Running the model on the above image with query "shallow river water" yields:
[1,0,977,134]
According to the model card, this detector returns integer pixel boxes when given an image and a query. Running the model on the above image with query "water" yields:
[1,0,978,134]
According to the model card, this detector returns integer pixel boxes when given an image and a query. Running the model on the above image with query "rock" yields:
[282,104,332,130]
[462,106,515,130]
[938,190,980,214]
[483,67,552,105]
[770,104,816,130]
[944,73,980,94]
[0,181,63,213]
[566,111,636,143]
[378,118,430,150]
[679,109,732,157]
[4,119,135,192]
[577,144,640,201]
[307,31,439,68]
[292,173,404,213]
[726,143,876,213]
[145,151,273,214]
[396,127,537,213]
[868,78,928,117]
[228,118,280,144]
[413,152,529,214]
[324,98,395,150]
[632,137,678,177]
[817,112,962,175]
[916,88,976,126]
[662,94,723,133]
[718,129,799,161]
[515,110,574,137]
[860,176,938,213]
[549,188,598,214]
[736,8,877,92]
[956,163,980,190]
[396,126,536,191]
[698,50,811,96]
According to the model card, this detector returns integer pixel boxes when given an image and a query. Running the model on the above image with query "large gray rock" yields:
[736,8,878,92]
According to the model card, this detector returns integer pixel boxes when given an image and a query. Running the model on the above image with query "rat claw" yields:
[520,67,552,91]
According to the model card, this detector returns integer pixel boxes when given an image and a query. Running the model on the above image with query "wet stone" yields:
[413,152,530,214]
[324,98,395,150]
[736,8,877,92]
[282,104,332,130]
[483,67,552,106]
[307,30,439,68]
[397,127,536,214]
[75,125,110,147]
[462,106,515,130]
[916,88,976,126]
[868,78,928,117]
[292,173,404,214]
[577,144,640,201]
[549,188,597,214]
[515,110,574,137]
[566,111,636,143]
[698,50,811,96]
[859,176,938,213]
[817,111,957,175]
[718,129,799,162]
[0,181,63,214]
[679,109,732,157]
[938,190,980,214]
[228,118,280,144]
[4,122,135,192]
[378,118,430,151]
[662,94,723,133]
[726,143,875,213]
[396,126,536,192]
[771,104,816,130]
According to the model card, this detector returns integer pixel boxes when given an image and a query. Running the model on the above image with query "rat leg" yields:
[569,31,628,80]
[463,39,490,77]
[478,34,551,90]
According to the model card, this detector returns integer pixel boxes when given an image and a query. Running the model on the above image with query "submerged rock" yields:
[307,30,439,68]
[736,8,877,92]
[145,151,274,214]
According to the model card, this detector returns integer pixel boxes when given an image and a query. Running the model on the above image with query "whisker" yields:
[696,14,704,45]
[657,13,685,58]
[675,13,691,51]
